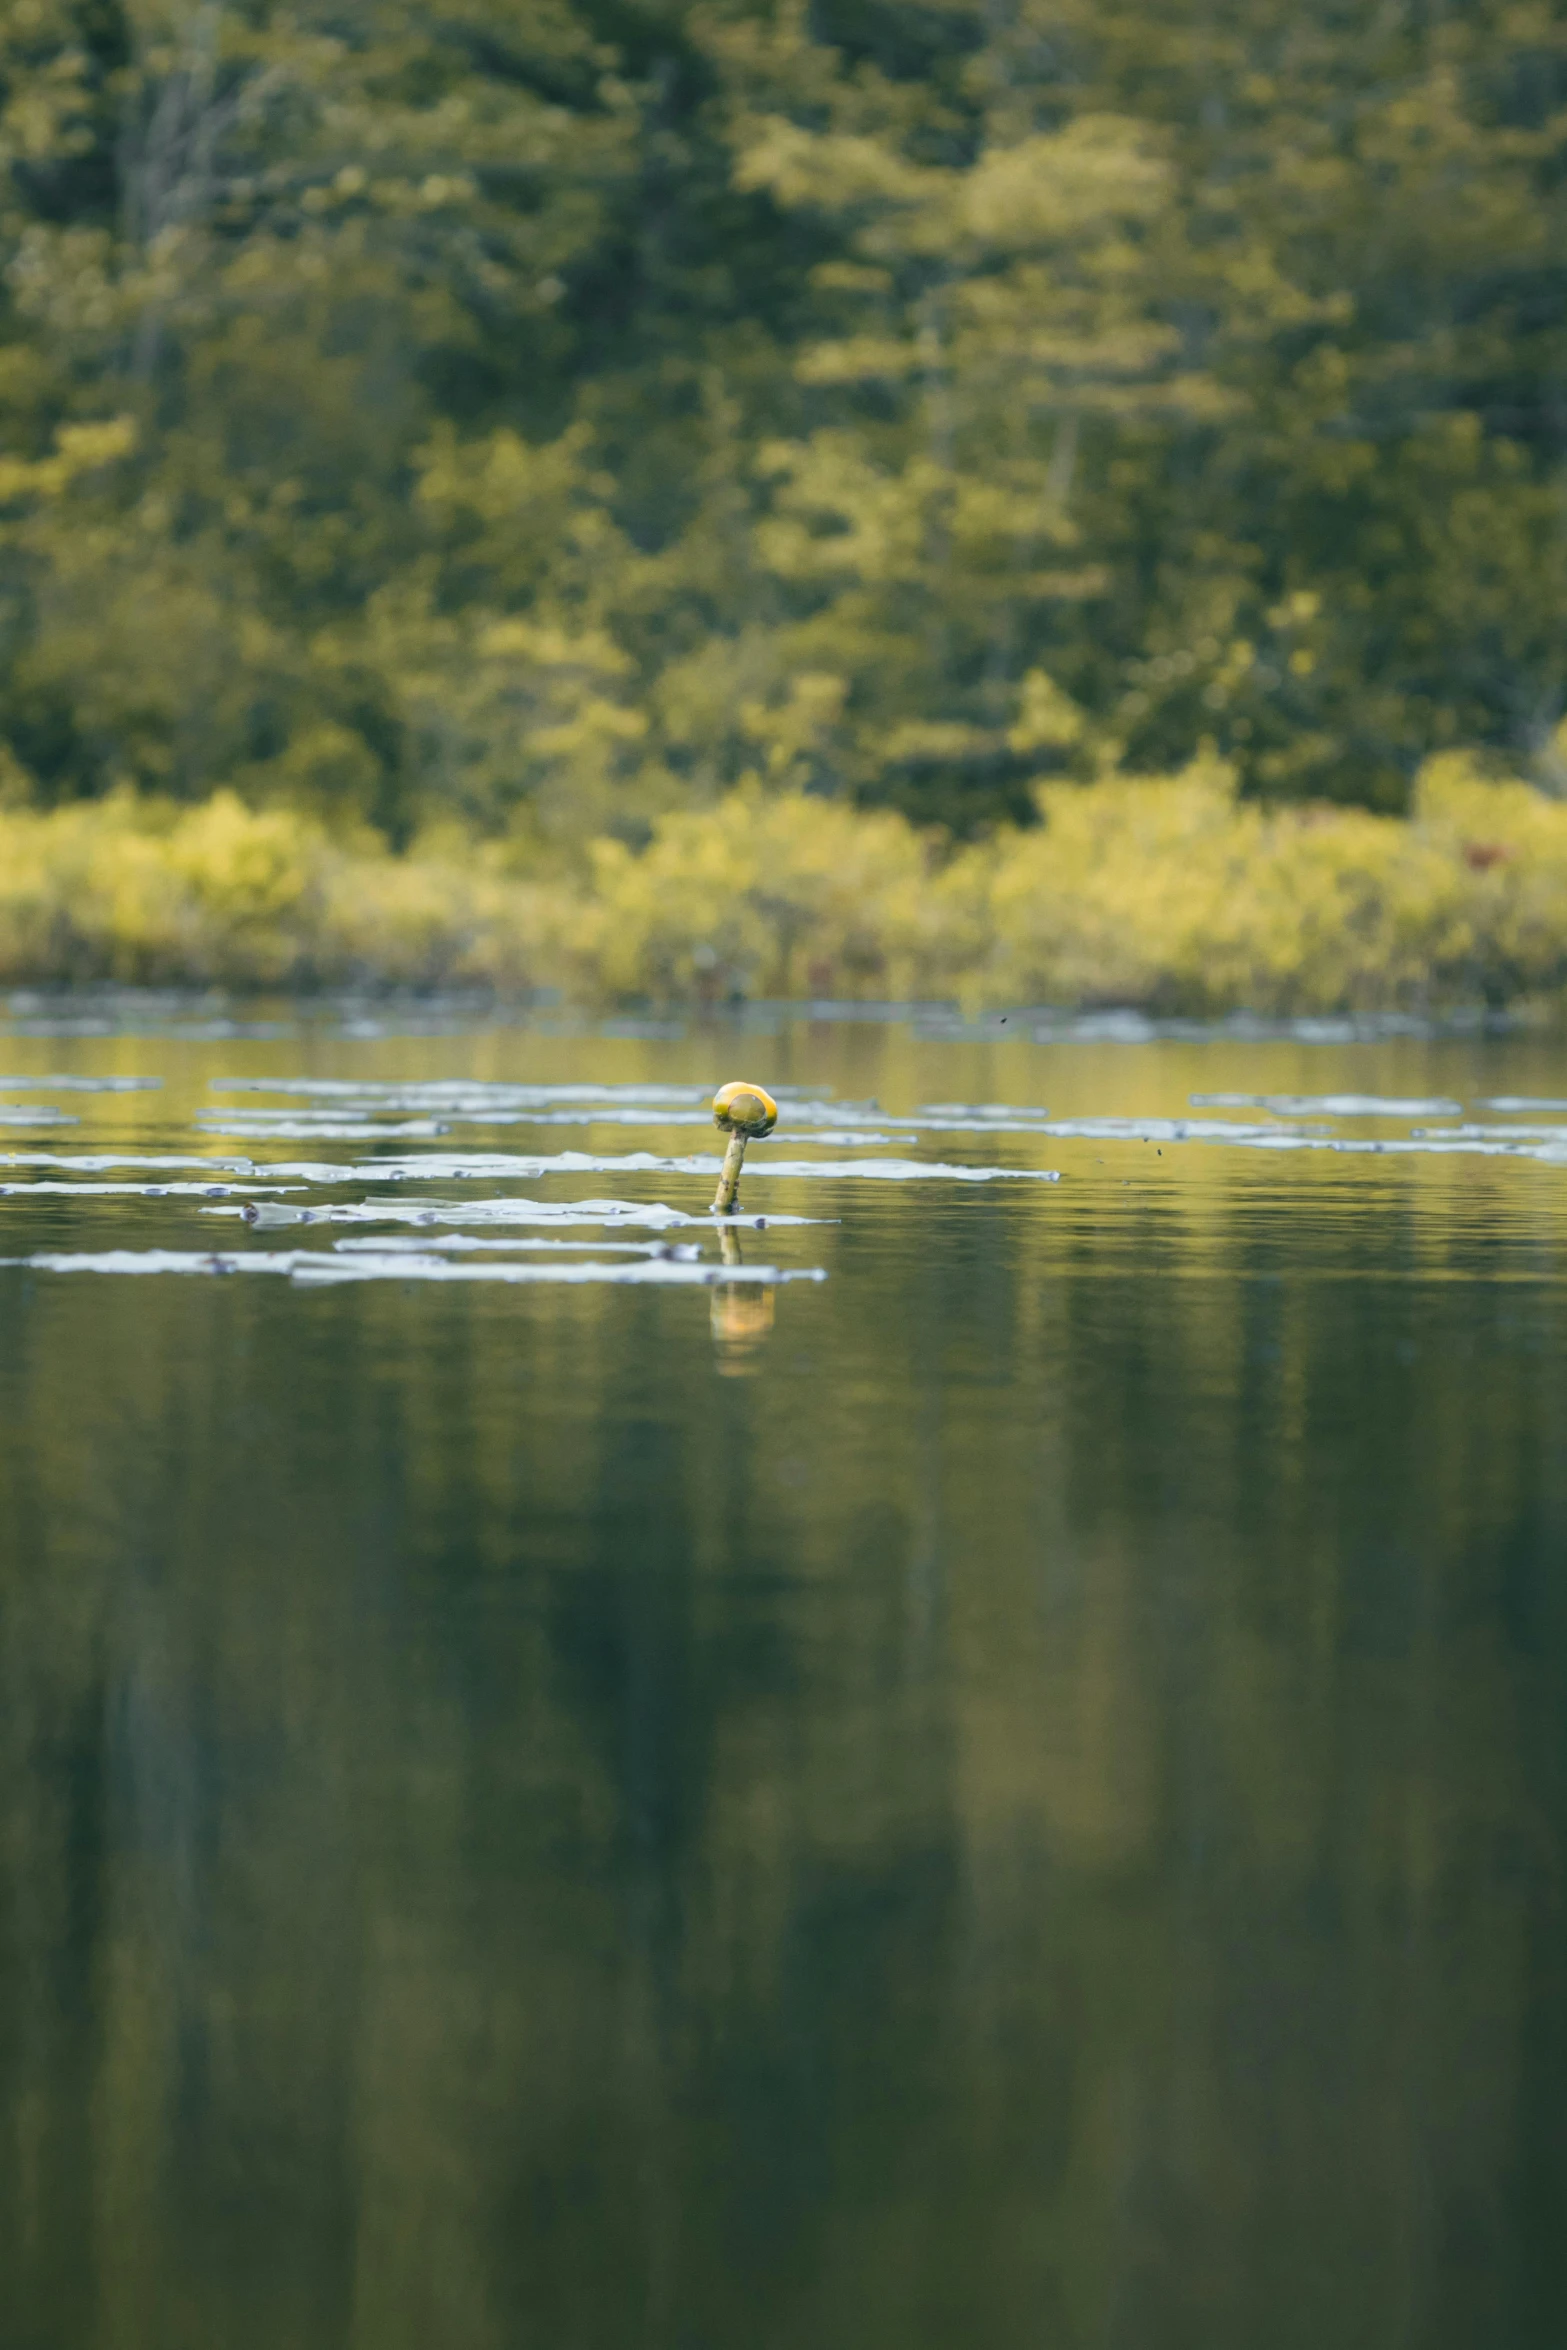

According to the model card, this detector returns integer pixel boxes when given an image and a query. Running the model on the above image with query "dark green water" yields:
[2,1006,1566,2349]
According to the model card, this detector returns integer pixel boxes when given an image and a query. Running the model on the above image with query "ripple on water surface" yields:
[3,1040,1567,1298]
[3,1007,1567,2349]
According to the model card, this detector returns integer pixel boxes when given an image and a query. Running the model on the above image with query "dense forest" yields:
[2,0,1566,855]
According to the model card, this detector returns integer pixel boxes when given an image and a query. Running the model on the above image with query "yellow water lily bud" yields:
[712,1080,778,1138]
[710,1080,778,1211]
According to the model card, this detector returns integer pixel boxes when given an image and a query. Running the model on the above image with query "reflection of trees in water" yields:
[0,1166,1564,2346]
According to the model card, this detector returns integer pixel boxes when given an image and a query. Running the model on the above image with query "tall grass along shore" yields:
[3,757,1566,1017]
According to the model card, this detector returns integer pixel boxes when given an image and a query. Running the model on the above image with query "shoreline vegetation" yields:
[4,4,1567,873]
[5,756,1567,1017]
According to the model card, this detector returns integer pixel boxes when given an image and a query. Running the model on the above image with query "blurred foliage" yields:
[2,0,1566,845]
[0,786,550,984]
[8,754,1567,1011]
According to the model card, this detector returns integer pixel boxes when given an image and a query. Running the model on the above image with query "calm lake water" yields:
[2,998,1565,2350]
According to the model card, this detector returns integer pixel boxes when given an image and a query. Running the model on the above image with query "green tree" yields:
[2,0,1566,837]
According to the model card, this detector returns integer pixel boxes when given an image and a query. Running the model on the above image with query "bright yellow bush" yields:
[315,849,550,991]
[2,761,1567,1011]
[559,786,960,1002]
[970,752,1567,1012]
[976,761,1480,1013]
[0,793,551,990]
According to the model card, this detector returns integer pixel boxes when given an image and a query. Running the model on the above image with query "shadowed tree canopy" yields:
[2,0,1566,844]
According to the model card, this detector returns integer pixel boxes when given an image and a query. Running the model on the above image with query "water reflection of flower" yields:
[710,1224,777,1375]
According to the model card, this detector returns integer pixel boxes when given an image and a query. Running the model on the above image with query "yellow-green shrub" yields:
[1412,753,1567,1001]
[3,762,1567,1012]
[558,786,960,1002]
[977,760,1486,1014]
[943,753,1567,1013]
[0,792,550,989]
[314,848,550,991]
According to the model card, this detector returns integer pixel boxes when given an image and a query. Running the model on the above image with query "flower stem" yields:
[712,1130,748,1213]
